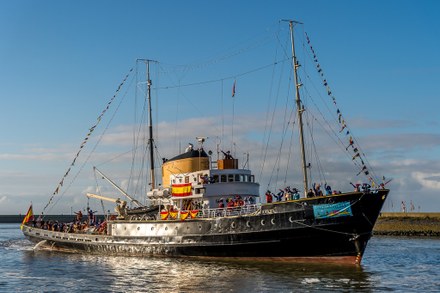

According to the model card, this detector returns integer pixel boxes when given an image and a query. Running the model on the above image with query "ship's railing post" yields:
[194,204,259,219]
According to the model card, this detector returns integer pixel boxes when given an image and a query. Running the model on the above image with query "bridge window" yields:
[228,174,234,182]
[195,187,205,194]
[221,175,227,182]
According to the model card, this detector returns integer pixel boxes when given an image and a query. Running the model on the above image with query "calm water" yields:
[1,223,439,292]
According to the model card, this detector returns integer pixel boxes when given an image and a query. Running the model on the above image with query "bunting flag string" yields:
[305,32,375,186]
[42,68,134,213]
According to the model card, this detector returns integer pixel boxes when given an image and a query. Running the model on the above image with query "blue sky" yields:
[1,0,440,215]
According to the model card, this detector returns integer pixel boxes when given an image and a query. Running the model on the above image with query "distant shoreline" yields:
[0,214,93,224]
[374,212,440,237]
[3,212,440,237]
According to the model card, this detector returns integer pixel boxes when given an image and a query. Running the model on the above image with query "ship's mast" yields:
[287,20,309,195]
[146,60,156,189]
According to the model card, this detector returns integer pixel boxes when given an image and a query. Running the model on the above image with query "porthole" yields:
[165,227,168,231]
[289,216,294,223]
[137,227,140,231]
[246,221,251,228]
[271,218,276,225]
[151,227,154,231]
[261,219,266,226]
[231,222,236,229]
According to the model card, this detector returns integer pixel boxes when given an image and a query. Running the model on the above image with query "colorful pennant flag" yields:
[20,205,34,230]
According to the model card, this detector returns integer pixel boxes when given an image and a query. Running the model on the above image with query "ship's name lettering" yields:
[262,209,275,214]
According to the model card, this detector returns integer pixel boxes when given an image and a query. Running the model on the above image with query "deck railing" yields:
[197,204,261,219]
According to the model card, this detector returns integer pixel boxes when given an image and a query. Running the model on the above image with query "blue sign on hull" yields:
[313,201,353,219]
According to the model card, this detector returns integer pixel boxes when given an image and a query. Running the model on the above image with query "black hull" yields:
[23,189,389,265]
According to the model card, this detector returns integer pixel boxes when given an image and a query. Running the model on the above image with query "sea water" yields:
[1,223,439,292]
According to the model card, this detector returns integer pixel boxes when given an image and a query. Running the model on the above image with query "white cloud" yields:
[411,172,440,190]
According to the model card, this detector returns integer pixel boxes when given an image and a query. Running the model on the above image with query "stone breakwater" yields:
[374,212,440,237]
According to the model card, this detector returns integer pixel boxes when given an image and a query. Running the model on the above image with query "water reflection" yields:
[19,248,373,292]
[3,226,438,292]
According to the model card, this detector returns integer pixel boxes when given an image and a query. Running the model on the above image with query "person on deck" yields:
[222,150,233,160]
[350,182,361,192]
[218,198,225,209]
[265,190,273,203]
[292,188,300,200]
[325,184,332,195]
[275,189,284,202]
[75,210,83,222]
[87,208,95,226]
[313,183,323,197]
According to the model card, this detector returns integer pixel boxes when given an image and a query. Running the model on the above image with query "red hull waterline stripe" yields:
[184,255,363,265]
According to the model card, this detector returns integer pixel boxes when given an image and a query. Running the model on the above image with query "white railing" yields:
[197,204,261,219]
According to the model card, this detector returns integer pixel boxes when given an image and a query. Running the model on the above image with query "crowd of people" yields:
[216,195,255,209]
[30,208,107,234]
[265,183,343,203]
[265,186,302,203]
[264,182,375,203]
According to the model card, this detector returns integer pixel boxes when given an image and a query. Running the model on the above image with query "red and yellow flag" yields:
[190,210,199,219]
[160,211,169,220]
[171,183,192,197]
[20,205,34,230]
[180,211,189,221]
[169,210,178,219]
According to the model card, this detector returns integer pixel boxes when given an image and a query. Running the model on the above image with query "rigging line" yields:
[305,108,366,182]
[259,62,284,186]
[300,71,349,155]
[231,84,235,152]
[93,171,107,216]
[308,114,327,184]
[155,59,289,91]
[301,45,354,151]
[302,51,340,128]
[270,64,295,190]
[158,66,228,157]
[155,63,186,155]
[221,79,224,145]
[54,71,133,205]
[303,32,378,183]
[129,64,144,195]
[158,27,277,72]
[301,80,357,164]
[44,68,135,214]
[298,77,332,184]
[283,112,297,186]
[300,36,355,160]
[259,34,287,182]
